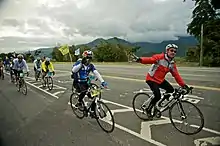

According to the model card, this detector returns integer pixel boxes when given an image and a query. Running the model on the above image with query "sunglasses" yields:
[169,49,177,53]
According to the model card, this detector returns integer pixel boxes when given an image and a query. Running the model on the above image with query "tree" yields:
[187,0,216,38]
[183,0,220,10]
[184,0,220,66]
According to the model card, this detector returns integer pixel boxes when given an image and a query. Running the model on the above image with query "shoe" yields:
[75,102,84,111]
[89,111,98,119]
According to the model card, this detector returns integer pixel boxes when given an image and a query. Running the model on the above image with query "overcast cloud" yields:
[0,0,195,53]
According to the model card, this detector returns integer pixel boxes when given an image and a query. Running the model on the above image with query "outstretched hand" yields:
[130,53,141,62]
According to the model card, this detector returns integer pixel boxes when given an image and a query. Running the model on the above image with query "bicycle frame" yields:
[83,86,103,113]
[138,87,192,113]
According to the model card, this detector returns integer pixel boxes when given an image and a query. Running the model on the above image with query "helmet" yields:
[45,57,50,62]
[82,50,93,59]
[37,57,41,61]
[17,54,24,59]
[165,44,178,51]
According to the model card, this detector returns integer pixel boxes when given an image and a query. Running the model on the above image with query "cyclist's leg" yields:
[13,69,19,82]
[159,80,174,98]
[34,67,36,74]
[42,70,46,80]
[146,80,161,113]
[78,82,88,102]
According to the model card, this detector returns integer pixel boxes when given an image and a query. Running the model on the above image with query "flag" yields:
[59,44,69,55]
[74,48,80,56]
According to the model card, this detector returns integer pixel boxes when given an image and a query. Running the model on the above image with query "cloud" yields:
[0,0,195,52]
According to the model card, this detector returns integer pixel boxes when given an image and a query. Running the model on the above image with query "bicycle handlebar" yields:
[178,86,193,95]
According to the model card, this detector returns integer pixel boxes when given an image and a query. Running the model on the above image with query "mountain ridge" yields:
[26,36,198,58]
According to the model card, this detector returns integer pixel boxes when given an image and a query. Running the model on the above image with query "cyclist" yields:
[41,57,55,81]
[9,56,15,82]
[132,44,189,117]
[3,56,11,72]
[71,50,108,117]
[34,57,42,80]
[13,54,29,82]
[0,57,4,79]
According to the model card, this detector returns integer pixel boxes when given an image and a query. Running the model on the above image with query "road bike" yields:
[16,72,28,95]
[42,72,53,90]
[132,86,204,135]
[35,69,41,81]
[0,66,4,80]
[69,75,115,133]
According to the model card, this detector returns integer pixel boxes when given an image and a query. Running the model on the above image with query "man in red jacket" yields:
[133,44,189,117]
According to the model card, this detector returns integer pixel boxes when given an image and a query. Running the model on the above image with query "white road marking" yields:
[53,91,65,96]
[140,119,171,139]
[194,136,220,146]
[67,101,166,146]
[25,81,59,99]
[101,99,220,135]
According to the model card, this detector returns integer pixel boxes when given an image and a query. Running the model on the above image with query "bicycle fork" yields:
[176,101,187,120]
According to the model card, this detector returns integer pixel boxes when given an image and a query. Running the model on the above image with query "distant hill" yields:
[27,36,198,58]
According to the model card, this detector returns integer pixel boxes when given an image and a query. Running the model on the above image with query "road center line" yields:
[54,70,220,91]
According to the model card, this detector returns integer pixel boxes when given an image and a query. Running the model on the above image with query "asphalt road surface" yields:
[0,63,220,146]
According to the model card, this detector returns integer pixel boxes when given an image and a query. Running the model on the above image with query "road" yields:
[0,63,220,146]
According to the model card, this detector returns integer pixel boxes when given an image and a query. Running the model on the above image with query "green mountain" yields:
[26,36,198,58]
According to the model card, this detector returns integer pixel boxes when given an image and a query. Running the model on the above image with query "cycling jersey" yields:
[13,58,29,71]
[72,61,96,82]
[41,61,54,72]
[140,52,185,87]
[34,59,42,69]
[72,60,104,83]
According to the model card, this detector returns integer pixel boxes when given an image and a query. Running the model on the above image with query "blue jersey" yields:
[73,61,96,82]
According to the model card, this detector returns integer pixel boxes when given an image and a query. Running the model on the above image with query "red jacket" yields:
[140,53,185,87]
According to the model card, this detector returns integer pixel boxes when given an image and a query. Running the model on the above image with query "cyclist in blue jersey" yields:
[71,50,108,116]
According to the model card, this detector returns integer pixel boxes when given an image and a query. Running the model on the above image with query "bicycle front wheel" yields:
[21,80,27,95]
[69,93,85,119]
[169,100,204,135]
[47,77,53,90]
[95,100,115,133]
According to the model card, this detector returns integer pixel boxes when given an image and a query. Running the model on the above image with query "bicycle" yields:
[10,69,16,83]
[0,66,4,80]
[69,75,115,133]
[16,72,28,95]
[132,86,204,135]
[42,71,53,90]
[35,69,41,81]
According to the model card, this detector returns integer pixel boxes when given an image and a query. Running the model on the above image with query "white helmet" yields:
[82,50,93,59]
[165,44,178,51]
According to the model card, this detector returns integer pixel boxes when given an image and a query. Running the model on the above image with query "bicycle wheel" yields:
[132,92,152,120]
[71,81,75,92]
[42,77,46,87]
[21,80,27,95]
[95,100,115,133]
[70,92,85,119]
[17,80,21,92]
[47,76,53,90]
[169,100,204,135]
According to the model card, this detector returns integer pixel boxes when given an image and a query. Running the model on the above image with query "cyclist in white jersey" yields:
[13,54,29,82]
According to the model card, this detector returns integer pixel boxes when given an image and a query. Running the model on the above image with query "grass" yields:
[52,61,199,67]
[52,57,199,67]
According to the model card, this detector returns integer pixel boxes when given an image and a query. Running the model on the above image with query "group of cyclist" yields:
[0,43,191,118]
[0,54,55,84]
[71,43,190,118]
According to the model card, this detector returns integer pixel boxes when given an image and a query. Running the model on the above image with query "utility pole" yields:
[200,24,204,67]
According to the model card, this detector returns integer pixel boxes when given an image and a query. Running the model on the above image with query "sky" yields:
[0,0,195,53]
